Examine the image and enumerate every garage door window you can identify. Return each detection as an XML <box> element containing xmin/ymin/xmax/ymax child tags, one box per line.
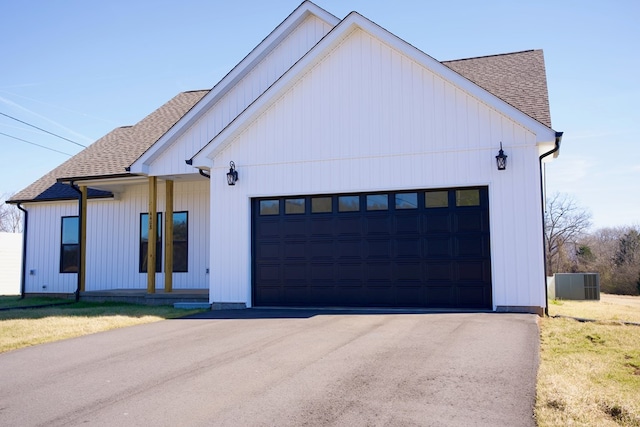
<box><xmin>456</xmin><ymin>189</ymin><xmax>480</xmax><ymax>206</ymax></box>
<box><xmin>285</xmin><ymin>198</ymin><xmax>305</xmax><ymax>214</ymax></box>
<box><xmin>260</xmin><ymin>200</ymin><xmax>279</xmax><ymax>215</ymax></box>
<box><xmin>395</xmin><ymin>193</ymin><xmax>417</xmax><ymax>209</ymax></box>
<box><xmin>338</xmin><ymin>196</ymin><xmax>359</xmax><ymax>212</ymax></box>
<box><xmin>311</xmin><ymin>197</ymin><xmax>332</xmax><ymax>213</ymax></box>
<box><xmin>425</xmin><ymin>191</ymin><xmax>448</xmax><ymax>208</ymax></box>
<box><xmin>367</xmin><ymin>194</ymin><xmax>388</xmax><ymax>211</ymax></box>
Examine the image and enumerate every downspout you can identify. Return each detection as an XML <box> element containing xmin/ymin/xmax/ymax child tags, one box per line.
<box><xmin>539</xmin><ymin>131</ymin><xmax>563</xmax><ymax>316</ymax></box>
<box><xmin>16</xmin><ymin>203</ymin><xmax>28</xmax><ymax>299</ymax></box>
<box><xmin>185</xmin><ymin>159</ymin><xmax>210</xmax><ymax>179</ymax></box>
<box><xmin>69</xmin><ymin>182</ymin><xmax>83</xmax><ymax>302</ymax></box>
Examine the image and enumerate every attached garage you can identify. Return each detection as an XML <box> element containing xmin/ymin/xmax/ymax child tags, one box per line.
<box><xmin>253</xmin><ymin>187</ymin><xmax>491</xmax><ymax>309</ymax></box>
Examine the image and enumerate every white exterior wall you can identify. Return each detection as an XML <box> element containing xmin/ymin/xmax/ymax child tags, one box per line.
<box><xmin>148</xmin><ymin>15</ymin><xmax>334</xmax><ymax>177</ymax></box>
<box><xmin>23</xmin><ymin>180</ymin><xmax>210</xmax><ymax>293</ymax></box>
<box><xmin>0</xmin><ymin>232</ymin><xmax>22</xmax><ymax>295</ymax></box>
<box><xmin>207</xmin><ymin>28</ymin><xmax>546</xmax><ymax>309</ymax></box>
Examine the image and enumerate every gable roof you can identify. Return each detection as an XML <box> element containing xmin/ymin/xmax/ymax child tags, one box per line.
<box><xmin>10</xmin><ymin>90</ymin><xmax>207</xmax><ymax>203</ymax></box>
<box><xmin>128</xmin><ymin>1</ymin><xmax>340</xmax><ymax>173</ymax></box>
<box><xmin>191</xmin><ymin>11</ymin><xmax>556</xmax><ymax>166</ymax></box>
<box><xmin>10</xmin><ymin>3</ymin><xmax>556</xmax><ymax>203</ymax></box>
<box><xmin>442</xmin><ymin>50</ymin><xmax>551</xmax><ymax>128</ymax></box>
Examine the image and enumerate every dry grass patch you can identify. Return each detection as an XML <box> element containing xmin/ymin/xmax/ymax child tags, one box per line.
<box><xmin>549</xmin><ymin>294</ymin><xmax>640</xmax><ymax>323</ymax></box>
<box><xmin>0</xmin><ymin>302</ymin><xmax>203</xmax><ymax>353</ymax></box>
<box><xmin>537</xmin><ymin>294</ymin><xmax>640</xmax><ymax>426</ymax></box>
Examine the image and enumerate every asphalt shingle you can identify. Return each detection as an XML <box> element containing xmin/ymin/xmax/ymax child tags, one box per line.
<box><xmin>10</xmin><ymin>50</ymin><xmax>553</xmax><ymax>204</ymax></box>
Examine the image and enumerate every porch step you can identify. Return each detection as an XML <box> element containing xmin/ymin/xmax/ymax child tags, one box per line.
<box><xmin>174</xmin><ymin>302</ymin><xmax>212</xmax><ymax>310</ymax></box>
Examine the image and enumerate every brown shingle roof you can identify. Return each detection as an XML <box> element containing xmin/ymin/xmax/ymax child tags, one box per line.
<box><xmin>442</xmin><ymin>49</ymin><xmax>551</xmax><ymax>128</ymax></box>
<box><xmin>10</xmin><ymin>90</ymin><xmax>208</xmax><ymax>202</ymax></box>
<box><xmin>11</xmin><ymin>50</ymin><xmax>553</xmax><ymax>203</ymax></box>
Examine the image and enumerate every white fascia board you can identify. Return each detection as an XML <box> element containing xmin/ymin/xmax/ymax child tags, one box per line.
<box><xmin>129</xmin><ymin>2</ymin><xmax>339</xmax><ymax>174</ymax></box>
<box><xmin>192</xmin><ymin>12</ymin><xmax>556</xmax><ymax>166</ymax></box>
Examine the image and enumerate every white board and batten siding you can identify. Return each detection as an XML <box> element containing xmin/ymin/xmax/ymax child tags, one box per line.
<box><xmin>23</xmin><ymin>180</ymin><xmax>210</xmax><ymax>294</ymax></box>
<box><xmin>206</xmin><ymin>27</ymin><xmax>549</xmax><ymax>309</ymax></box>
<box><xmin>148</xmin><ymin>15</ymin><xmax>334</xmax><ymax>177</ymax></box>
<box><xmin>0</xmin><ymin>232</ymin><xmax>22</xmax><ymax>295</ymax></box>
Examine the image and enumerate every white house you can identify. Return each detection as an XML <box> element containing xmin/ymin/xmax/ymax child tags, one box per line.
<box><xmin>0</xmin><ymin>232</ymin><xmax>22</xmax><ymax>295</ymax></box>
<box><xmin>8</xmin><ymin>1</ymin><xmax>561</xmax><ymax>314</ymax></box>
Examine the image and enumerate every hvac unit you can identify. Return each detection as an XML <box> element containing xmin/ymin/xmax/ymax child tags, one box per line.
<box><xmin>552</xmin><ymin>273</ymin><xmax>600</xmax><ymax>301</ymax></box>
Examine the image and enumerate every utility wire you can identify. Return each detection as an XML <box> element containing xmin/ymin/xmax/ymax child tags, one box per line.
<box><xmin>0</xmin><ymin>131</ymin><xmax>73</xmax><ymax>156</ymax></box>
<box><xmin>0</xmin><ymin>111</ymin><xmax>87</xmax><ymax>148</ymax></box>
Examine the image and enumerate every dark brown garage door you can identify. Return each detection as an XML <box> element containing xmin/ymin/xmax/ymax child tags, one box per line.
<box><xmin>252</xmin><ymin>187</ymin><xmax>491</xmax><ymax>309</ymax></box>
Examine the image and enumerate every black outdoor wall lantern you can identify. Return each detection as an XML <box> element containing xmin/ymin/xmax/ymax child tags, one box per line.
<box><xmin>496</xmin><ymin>142</ymin><xmax>508</xmax><ymax>171</ymax></box>
<box><xmin>226</xmin><ymin>161</ymin><xmax>239</xmax><ymax>185</ymax></box>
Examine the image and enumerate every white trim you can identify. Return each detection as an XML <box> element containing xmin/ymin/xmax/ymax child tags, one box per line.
<box><xmin>128</xmin><ymin>1</ymin><xmax>339</xmax><ymax>174</ymax></box>
<box><xmin>191</xmin><ymin>13</ymin><xmax>556</xmax><ymax>167</ymax></box>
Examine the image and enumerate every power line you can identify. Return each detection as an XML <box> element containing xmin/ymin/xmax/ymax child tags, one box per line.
<box><xmin>0</xmin><ymin>111</ymin><xmax>87</xmax><ymax>148</ymax></box>
<box><xmin>0</xmin><ymin>131</ymin><xmax>73</xmax><ymax>156</ymax></box>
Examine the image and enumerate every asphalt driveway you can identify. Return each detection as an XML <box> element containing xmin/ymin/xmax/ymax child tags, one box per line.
<box><xmin>0</xmin><ymin>310</ymin><xmax>539</xmax><ymax>426</ymax></box>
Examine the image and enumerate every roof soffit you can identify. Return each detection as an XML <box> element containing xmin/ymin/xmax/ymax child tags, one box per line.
<box><xmin>129</xmin><ymin>1</ymin><xmax>340</xmax><ymax>173</ymax></box>
<box><xmin>192</xmin><ymin>12</ymin><xmax>556</xmax><ymax>166</ymax></box>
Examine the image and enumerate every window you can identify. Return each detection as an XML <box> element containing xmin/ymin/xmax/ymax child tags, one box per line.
<box><xmin>140</xmin><ymin>213</ymin><xmax>162</xmax><ymax>273</ymax></box>
<box><xmin>425</xmin><ymin>191</ymin><xmax>449</xmax><ymax>208</ymax></box>
<box><xmin>259</xmin><ymin>200</ymin><xmax>279</xmax><ymax>215</ymax></box>
<box><xmin>311</xmin><ymin>197</ymin><xmax>332</xmax><ymax>213</ymax></box>
<box><xmin>367</xmin><ymin>194</ymin><xmax>389</xmax><ymax>211</ymax></box>
<box><xmin>285</xmin><ymin>198</ymin><xmax>305</xmax><ymax>214</ymax></box>
<box><xmin>60</xmin><ymin>216</ymin><xmax>79</xmax><ymax>273</ymax></box>
<box><xmin>338</xmin><ymin>196</ymin><xmax>359</xmax><ymax>212</ymax></box>
<box><xmin>456</xmin><ymin>189</ymin><xmax>480</xmax><ymax>206</ymax></box>
<box><xmin>172</xmin><ymin>212</ymin><xmax>188</xmax><ymax>272</ymax></box>
<box><xmin>395</xmin><ymin>193</ymin><xmax>417</xmax><ymax>209</ymax></box>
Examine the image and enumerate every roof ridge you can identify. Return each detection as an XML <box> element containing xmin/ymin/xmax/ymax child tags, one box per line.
<box><xmin>442</xmin><ymin>49</ymin><xmax>538</xmax><ymax>63</ymax></box>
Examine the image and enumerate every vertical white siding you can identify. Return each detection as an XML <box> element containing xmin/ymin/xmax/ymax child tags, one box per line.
<box><xmin>23</xmin><ymin>179</ymin><xmax>210</xmax><ymax>294</ymax></box>
<box><xmin>149</xmin><ymin>15</ymin><xmax>334</xmax><ymax>176</ymax></box>
<box><xmin>0</xmin><ymin>233</ymin><xmax>22</xmax><ymax>295</ymax></box>
<box><xmin>208</xmin><ymin>28</ymin><xmax>546</xmax><ymax>309</ymax></box>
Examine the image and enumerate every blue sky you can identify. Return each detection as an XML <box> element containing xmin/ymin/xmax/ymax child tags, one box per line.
<box><xmin>1</xmin><ymin>0</ymin><xmax>638</xmax><ymax>229</ymax></box>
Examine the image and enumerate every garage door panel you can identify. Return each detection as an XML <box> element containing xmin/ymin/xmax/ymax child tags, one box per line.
<box><xmin>253</xmin><ymin>188</ymin><xmax>491</xmax><ymax>309</ymax></box>
<box><xmin>366</xmin><ymin>239</ymin><xmax>391</xmax><ymax>259</ymax></box>
<box><xmin>337</xmin><ymin>239</ymin><xmax>363</xmax><ymax>259</ymax></box>
<box><xmin>310</xmin><ymin>218</ymin><xmax>334</xmax><ymax>236</ymax></box>
<box><xmin>310</xmin><ymin>263</ymin><xmax>335</xmax><ymax>281</ymax></box>
<box><xmin>257</xmin><ymin>242</ymin><xmax>280</xmax><ymax>260</ymax></box>
<box><xmin>425</xmin><ymin>213</ymin><xmax>451</xmax><ymax>233</ymax></box>
<box><xmin>335</xmin><ymin>217</ymin><xmax>361</xmax><ymax>235</ymax></box>
<box><xmin>337</xmin><ymin>263</ymin><xmax>363</xmax><ymax>281</ymax></box>
<box><xmin>282</xmin><ymin>263</ymin><xmax>307</xmax><ymax>283</ymax></box>
<box><xmin>283</xmin><ymin>219</ymin><xmax>306</xmax><ymax>238</ymax></box>
<box><xmin>284</xmin><ymin>242</ymin><xmax>306</xmax><ymax>259</ymax></box>
<box><xmin>426</xmin><ymin>262</ymin><xmax>452</xmax><ymax>281</ymax></box>
<box><xmin>395</xmin><ymin>238</ymin><xmax>422</xmax><ymax>259</ymax></box>
<box><xmin>458</xmin><ymin>286</ymin><xmax>488</xmax><ymax>307</ymax></box>
<box><xmin>425</xmin><ymin>237</ymin><xmax>452</xmax><ymax>257</ymax></box>
<box><xmin>366</xmin><ymin>216</ymin><xmax>392</xmax><ymax>235</ymax></box>
<box><xmin>456</xmin><ymin>236</ymin><xmax>489</xmax><ymax>257</ymax></box>
<box><xmin>257</xmin><ymin>220</ymin><xmax>280</xmax><ymax>238</ymax></box>
<box><xmin>395</xmin><ymin>262</ymin><xmax>423</xmax><ymax>281</ymax></box>
<box><xmin>256</xmin><ymin>264</ymin><xmax>281</xmax><ymax>282</ymax></box>
<box><xmin>394</xmin><ymin>215</ymin><xmax>420</xmax><ymax>234</ymax></box>
<box><xmin>366</xmin><ymin>262</ymin><xmax>392</xmax><ymax>281</ymax></box>
<box><xmin>426</xmin><ymin>285</ymin><xmax>455</xmax><ymax>306</ymax></box>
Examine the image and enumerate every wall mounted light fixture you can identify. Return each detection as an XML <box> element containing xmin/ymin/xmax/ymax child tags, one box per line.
<box><xmin>496</xmin><ymin>142</ymin><xmax>508</xmax><ymax>171</ymax></box>
<box><xmin>226</xmin><ymin>161</ymin><xmax>239</xmax><ymax>185</ymax></box>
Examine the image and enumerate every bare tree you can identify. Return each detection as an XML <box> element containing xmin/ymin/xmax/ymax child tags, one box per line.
<box><xmin>544</xmin><ymin>192</ymin><xmax>592</xmax><ymax>274</ymax></box>
<box><xmin>0</xmin><ymin>193</ymin><xmax>23</xmax><ymax>233</ymax></box>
